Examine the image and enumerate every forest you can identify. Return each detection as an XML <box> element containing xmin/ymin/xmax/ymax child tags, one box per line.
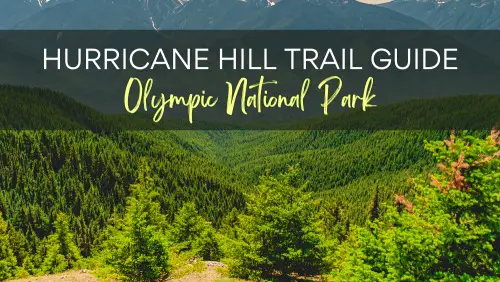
<box><xmin>0</xmin><ymin>85</ymin><xmax>498</xmax><ymax>281</ymax></box>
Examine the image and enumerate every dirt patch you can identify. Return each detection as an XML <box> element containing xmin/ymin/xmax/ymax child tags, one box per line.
<box><xmin>168</xmin><ymin>261</ymin><xmax>226</xmax><ymax>282</ymax></box>
<box><xmin>9</xmin><ymin>262</ymin><xmax>228</xmax><ymax>282</ymax></box>
<box><xmin>9</xmin><ymin>270</ymin><xmax>99</xmax><ymax>282</ymax></box>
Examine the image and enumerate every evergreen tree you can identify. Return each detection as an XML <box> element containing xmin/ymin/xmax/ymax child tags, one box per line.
<box><xmin>7</xmin><ymin>227</ymin><xmax>29</xmax><ymax>272</ymax></box>
<box><xmin>220</xmin><ymin>208</ymin><xmax>240</xmax><ymax>240</ymax></box>
<box><xmin>41</xmin><ymin>213</ymin><xmax>81</xmax><ymax>274</ymax></box>
<box><xmin>319</xmin><ymin>201</ymin><xmax>350</xmax><ymax>243</ymax></box>
<box><xmin>224</xmin><ymin>166</ymin><xmax>325</xmax><ymax>280</ymax></box>
<box><xmin>0</xmin><ymin>212</ymin><xmax>17</xmax><ymax>281</ymax></box>
<box><xmin>332</xmin><ymin>132</ymin><xmax>500</xmax><ymax>281</ymax></box>
<box><xmin>113</xmin><ymin>160</ymin><xmax>170</xmax><ymax>282</ymax></box>
<box><xmin>370</xmin><ymin>186</ymin><xmax>381</xmax><ymax>222</ymax></box>
<box><xmin>170</xmin><ymin>202</ymin><xmax>220</xmax><ymax>260</ymax></box>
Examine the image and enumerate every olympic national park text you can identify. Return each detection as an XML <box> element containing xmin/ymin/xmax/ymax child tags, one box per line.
<box><xmin>123</xmin><ymin>76</ymin><xmax>377</xmax><ymax>124</ymax></box>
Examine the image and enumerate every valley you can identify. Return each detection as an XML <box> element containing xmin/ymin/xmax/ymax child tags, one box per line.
<box><xmin>0</xmin><ymin>1</ymin><xmax>499</xmax><ymax>281</ymax></box>
<box><xmin>0</xmin><ymin>73</ymin><xmax>498</xmax><ymax>282</ymax></box>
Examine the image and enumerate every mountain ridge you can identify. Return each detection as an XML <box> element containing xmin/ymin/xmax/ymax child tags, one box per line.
<box><xmin>2</xmin><ymin>0</ymin><xmax>431</xmax><ymax>30</ymax></box>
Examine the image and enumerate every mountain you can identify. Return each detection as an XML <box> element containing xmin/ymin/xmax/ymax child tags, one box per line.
<box><xmin>3</xmin><ymin>0</ymin><xmax>430</xmax><ymax>30</ymax></box>
<box><xmin>0</xmin><ymin>0</ymin><xmax>190</xmax><ymax>29</ymax></box>
<box><xmin>0</xmin><ymin>83</ymin><xmax>496</xmax><ymax>260</ymax></box>
<box><xmin>9</xmin><ymin>0</ymin><xmax>500</xmax><ymax>31</ymax></box>
<box><xmin>159</xmin><ymin>0</ymin><xmax>429</xmax><ymax>29</ymax></box>
<box><xmin>383</xmin><ymin>0</ymin><xmax>500</xmax><ymax>29</ymax></box>
<box><xmin>0</xmin><ymin>0</ymin><xmax>42</xmax><ymax>29</ymax></box>
<box><xmin>0</xmin><ymin>0</ymin><xmax>73</xmax><ymax>29</ymax></box>
<box><xmin>11</xmin><ymin>0</ymin><xmax>155</xmax><ymax>30</ymax></box>
<box><xmin>158</xmin><ymin>0</ymin><xmax>263</xmax><ymax>29</ymax></box>
<box><xmin>240</xmin><ymin>0</ymin><xmax>429</xmax><ymax>29</ymax></box>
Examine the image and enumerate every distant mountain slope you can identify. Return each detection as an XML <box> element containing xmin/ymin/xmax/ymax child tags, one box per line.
<box><xmin>12</xmin><ymin>0</ymin><xmax>154</xmax><ymax>29</ymax></box>
<box><xmin>0</xmin><ymin>0</ymin><xmax>72</xmax><ymax>29</ymax></box>
<box><xmin>0</xmin><ymin>0</ymin><xmax>186</xmax><ymax>29</ymax></box>
<box><xmin>383</xmin><ymin>0</ymin><xmax>500</xmax><ymax>29</ymax></box>
<box><xmin>159</xmin><ymin>0</ymin><xmax>262</xmax><ymax>29</ymax></box>
<box><xmin>0</xmin><ymin>0</ymin><xmax>40</xmax><ymax>29</ymax></box>
<box><xmin>4</xmin><ymin>0</ymin><xmax>429</xmax><ymax>30</ymax></box>
<box><xmin>160</xmin><ymin>0</ymin><xmax>429</xmax><ymax>29</ymax></box>
<box><xmin>241</xmin><ymin>0</ymin><xmax>430</xmax><ymax>29</ymax></box>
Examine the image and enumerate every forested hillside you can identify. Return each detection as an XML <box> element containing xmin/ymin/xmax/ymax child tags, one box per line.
<box><xmin>0</xmin><ymin>86</ymin><xmax>248</xmax><ymax>263</ymax></box>
<box><xmin>176</xmin><ymin>127</ymin><xmax>492</xmax><ymax>224</ymax></box>
<box><xmin>0</xmin><ymin>85</ymin><xmax>498</xmax><ymax>280</ymax></box>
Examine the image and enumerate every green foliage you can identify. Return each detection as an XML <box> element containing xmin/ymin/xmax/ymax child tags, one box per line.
<box><xmin>0</xmin><ymin>212</ymin><xmax>17</xmax><ymax>281</ymax></box>
<box><xmin>188</xmin><ymin>129</ymin><xmax>457</xmax><ymax>226</ymax></box>
<box><xmin>112</xmin><ymin>161</ymin><xmax>170</xmax><ymax>282</ymax></box>
<box><xmin>223</xmin><ymin>166</ymin><xmax>326</xmax><ymax>280</ymax></box>
<box><xmin>219</xmin><ymin>208</ymin><xmax>240</xmax><ymax>240</ymax></box>
<box><xmin>170</xmin><ymin>202</ymin><xmax>221</xmax><ymax>261</ymax></box>
<box><xmin>7</xmin><ymin>227</ymin><xmax>29</xmax><ymax>274</ymax></box>
<box><xmin>0</xmin><ymin>129</ymin><xmax>245</xmax><ymax>260</ymax></box>
<box><xmin>331</xmin><ymin>132</ymin><xmax>500</xmax><ymax>281</ymax></box>
<box><xmin>41</xmin><ymin>212</ymin><xmax>82</xmax><ymax>274</ymax></box>
<box><xmin>1</xmin><ymin>86</ymin><xmax>498</xmax><ymax>280</ymax></box>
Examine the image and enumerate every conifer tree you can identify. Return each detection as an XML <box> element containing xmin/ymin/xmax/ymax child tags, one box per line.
<box><xmin>41</xmin><ymin>213</ymin><xmax>81</xmax><ymax>274</ymax></box>
<box><xmin>220</xmin><ymin>208</ymin><xmax>240</xmax><ymax>240</ymax></box>
<box><xmin>7</xmin><ymin>227</ymin><xmax>29</xmax><ymax>271</ymax></box>
<box><xmin>224</xmin><ymin>166</ymin><xmax>325</xmax><ymax>280</ymax></box>
<box><xmin>170</xmin><ymin>202</ymin><xmax>220</xmax><ymax>260</ymax></box>
<box><xmin>114</xmin><ymin>160</ymin><xmax>170</xmax><ymax>282</ymax></box>
<box><xmin>0</xmin><ymin>212</ymin><xmax>17</xmax><ymax>281</ymax></box>
<box><xmin>370</xmin><ymin>186</ymin><xmax>381</xmax><ymax>222</ymax></box>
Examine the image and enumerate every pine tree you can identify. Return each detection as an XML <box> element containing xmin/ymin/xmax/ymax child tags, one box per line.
<box><xmin>370</xmin><ymin>186</ymin><xmax>381</xmax><ymax>222</ymax></box>
<box><xmin>220</xmin><ymin>208</ymin><xmax>240</xmax><ymax>240</ymax></box>
<box><xmin>170</xmin><ymin>202</ymin><xmax>220</xmax><ymax>260</ymax></box>
<box><xmin>0</xmin><ymin>212</ymin><xmax>17</xmax><ymax>281</ymax></box>
<box><xmin>114</xmin><ymin>160</ymin><xmax>170</xmax><ymax>282</ymax></box>
<box><xmin>41</xmin><ymin>213</ymin><xmax>82</xmax><ymax>274</ymax></box>
<box><xmin>224</xmin><ymin>166</ymin><xmax>325</xmax><ymax>280</ymax></box>
<box><xmin>7</xmin><ymin>227</ymin><xmax>29</xmax><ymax>271</ymax></box>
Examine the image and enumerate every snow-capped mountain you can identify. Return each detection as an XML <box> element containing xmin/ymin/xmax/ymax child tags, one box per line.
<box><xmin>1</xmin><ymin>0</ymin><xmax>429</xmax><ymax>30</ymax></box>
<box><xmin>0</xmin><ymin>0</ymin><xmax>181</xmax><ymax>29</ymax></box>
<box><xmin>159</xmin><ymin>0</ymin><xmax>428</xmax><ymax>29</ymax></box>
